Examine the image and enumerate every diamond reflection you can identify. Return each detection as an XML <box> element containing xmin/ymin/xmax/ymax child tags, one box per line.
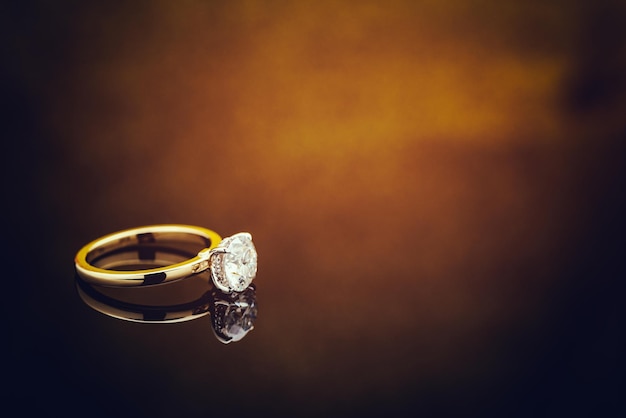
<box><xmin>209</xmin><ymin>285</ymin><xmax>258</xmax><ymax>344</ymax></box>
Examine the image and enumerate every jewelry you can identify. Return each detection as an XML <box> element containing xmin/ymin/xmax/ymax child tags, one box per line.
<box><xmin>76</xmin><ymin>276</ymin><xmax>258</xmax><ymax>343</ymax></box>
<box><xmin>74</xmin><ymin>224</ymin><xmax>258</xmax><ymax>292</ymax></box>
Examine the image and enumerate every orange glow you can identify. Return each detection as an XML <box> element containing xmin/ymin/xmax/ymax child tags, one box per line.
<box><xmin>31</xmin><ymin>0</ymin><xmax>621</xmax><ymax>404</ymax></box>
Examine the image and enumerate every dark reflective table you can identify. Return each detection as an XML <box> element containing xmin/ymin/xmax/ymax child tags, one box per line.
<box><xmin>6</xmin><ymin>2</ymin><xmax>622</xmax><ymax>417</ymax></box>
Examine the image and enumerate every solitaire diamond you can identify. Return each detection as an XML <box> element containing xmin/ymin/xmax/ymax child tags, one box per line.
<box><xmin>210</xmin><ymin>232</ymin><xmax>257</xmax><ymax>293</ymax></box>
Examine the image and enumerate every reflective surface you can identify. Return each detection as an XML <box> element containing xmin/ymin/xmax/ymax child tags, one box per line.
<box><xmin>6</xmin><ymin>1</ymin><xmax>622</xmax><ymax>417</ymax></box>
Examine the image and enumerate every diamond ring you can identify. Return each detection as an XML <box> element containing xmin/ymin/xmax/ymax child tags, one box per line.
<box><xmin>74</xmin><ymin>224</ymin><xmax>258</xmax><ymax>292</ymax></box>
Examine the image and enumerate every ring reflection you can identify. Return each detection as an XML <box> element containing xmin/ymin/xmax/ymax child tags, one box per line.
<box><xmin>76</xmin><ymin>277</ymin><xmax>258</xmax><ymax>343</ymax></box>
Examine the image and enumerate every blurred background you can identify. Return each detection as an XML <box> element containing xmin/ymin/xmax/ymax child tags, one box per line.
<box><xmin>4</xmin><ymin>1</ymin><xmax>623</xmax><ymax>417</ymax></box>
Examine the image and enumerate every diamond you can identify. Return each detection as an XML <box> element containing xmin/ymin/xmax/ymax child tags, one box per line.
<box><xmin>210</xmin><ymin>232</ymin><xmax>257</xmax><ymax>293</ymax></box>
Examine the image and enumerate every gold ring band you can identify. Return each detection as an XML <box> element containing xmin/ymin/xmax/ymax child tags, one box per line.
<box><xmin>75</xmin><ymin>224</ymin><xmax>258</xmax><ymax>292</ymax></box>
<box><xmin>74</xmin><ymin>224</ymin><xmax>222</xmax><ymax>287</ymax></box>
